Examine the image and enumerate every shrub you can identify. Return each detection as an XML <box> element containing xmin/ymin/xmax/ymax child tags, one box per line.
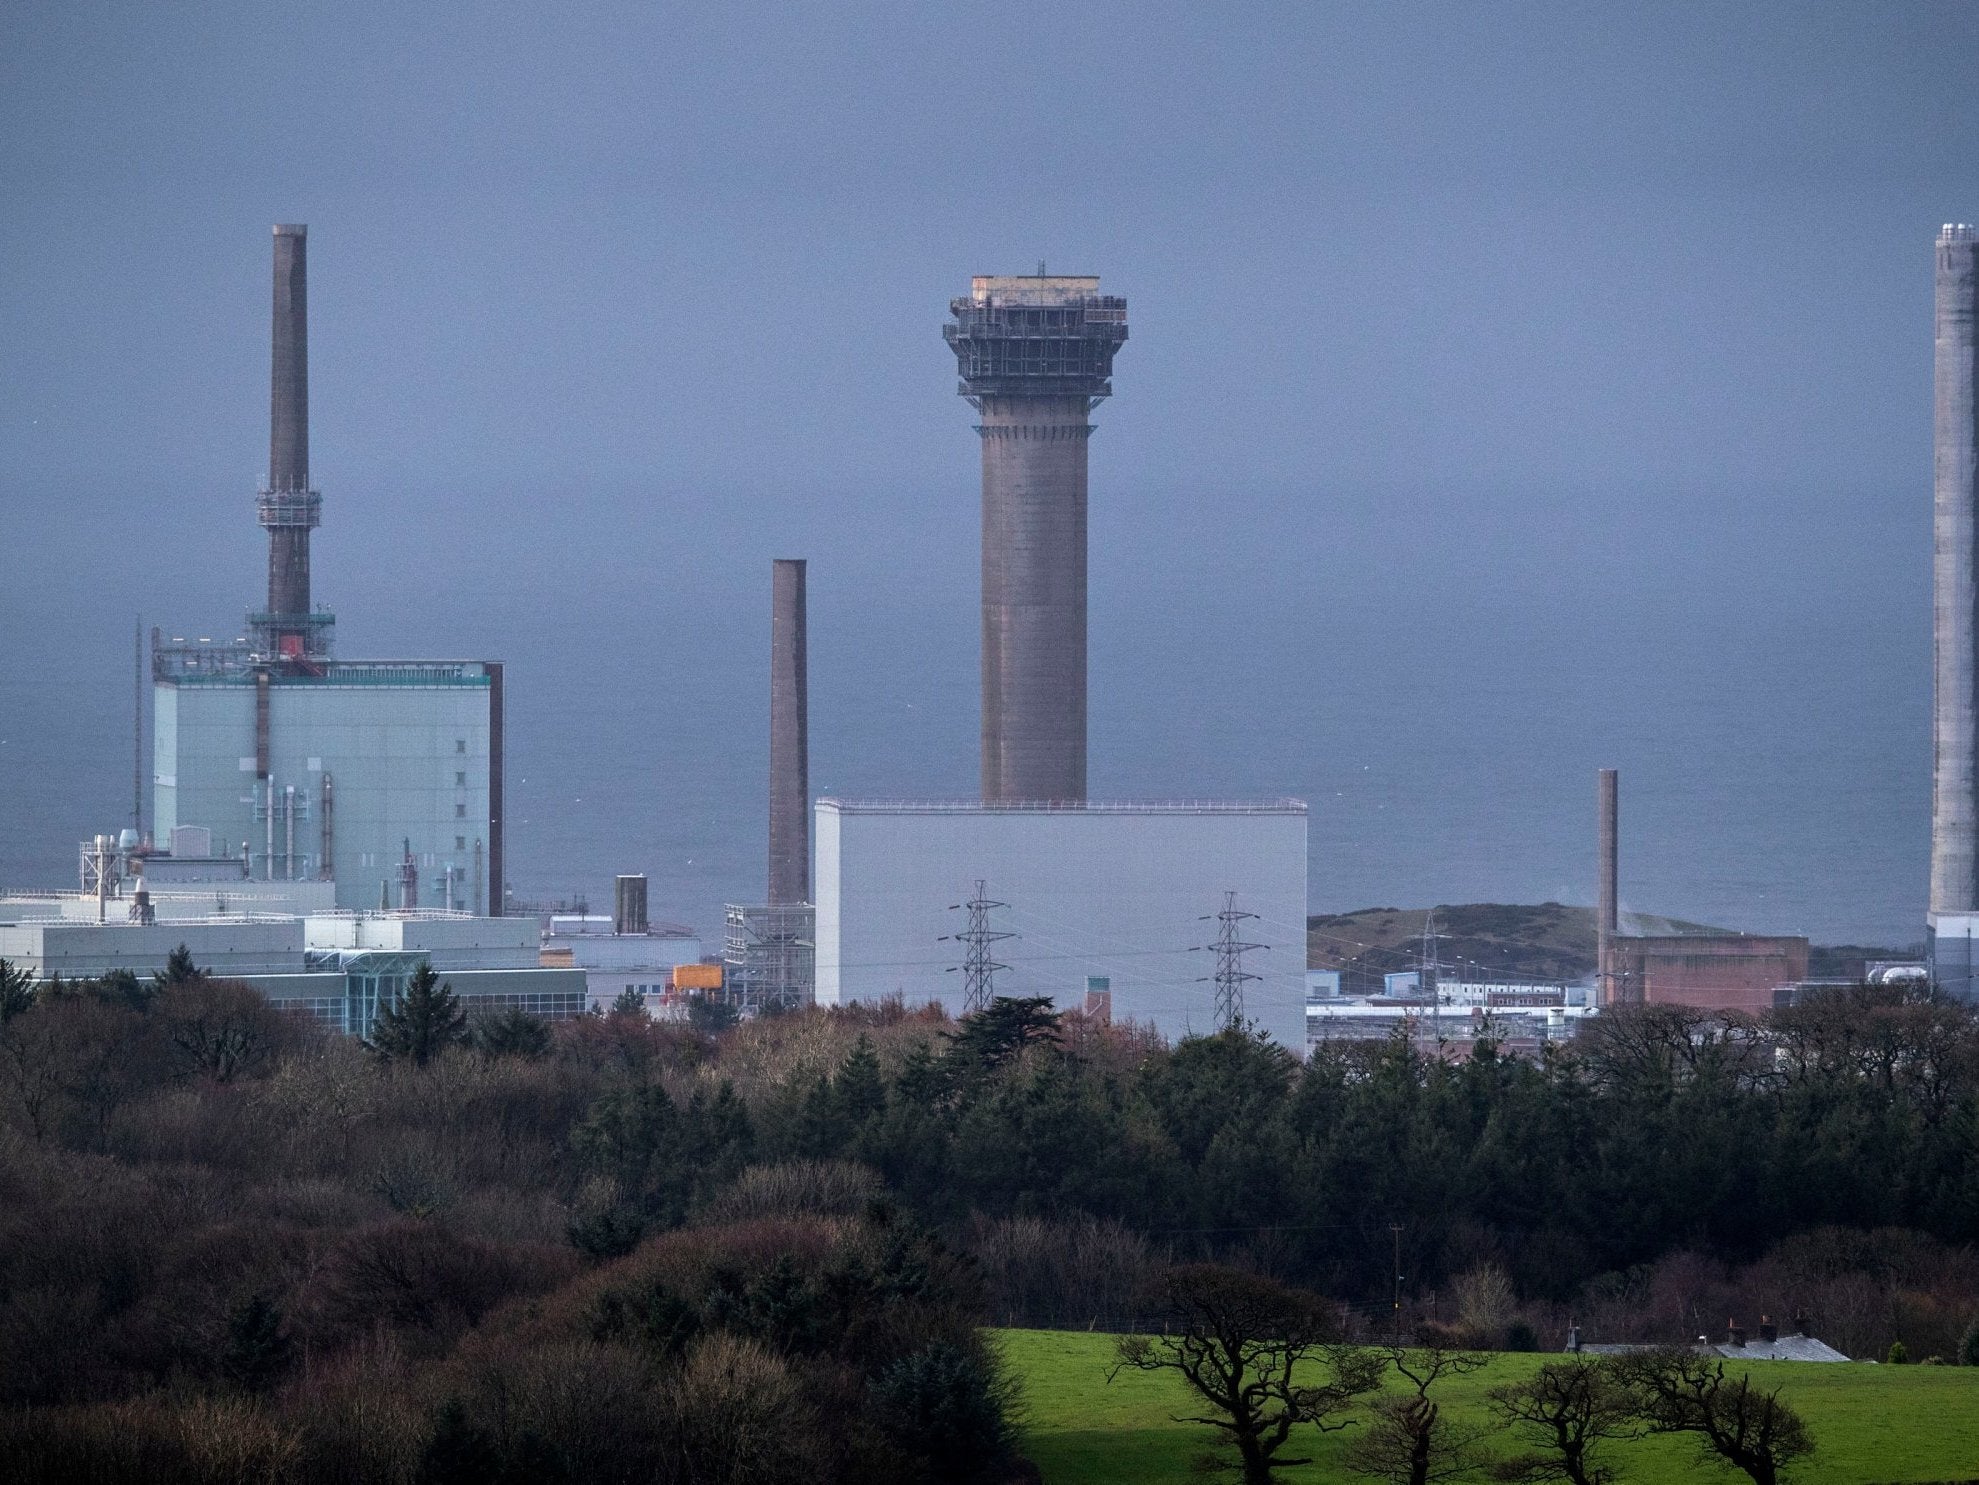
<box><xmin>664</xmin><ymin>1333</ymin><xmax>820</xmax><ymax>1485</ymax></box>
<box><xmin>1889</xmin><ymin>1340</ymin><xmax>1910</xmax><ymax>1365</ymax></box>
<box><xmin>1961</xmin><ymin>1318</ymin><xmax>1979</xmax><ymax>1367</ymax></box>
<box><xmin>869</xmin><ymin>1340</ymin><xmax>1019</xmax><ymax>1485</ymax></box>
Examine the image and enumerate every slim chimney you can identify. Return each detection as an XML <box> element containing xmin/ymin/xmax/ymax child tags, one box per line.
<box><xmin>768</xmin><ymin>558</ymin><xmax>810</xmax><ymax>905</ymax></box>
<box><xmin>259</xmin><ymin>224</ymin><xmax>324</xmax><ymax>658</ymax></box>
<box><xmin>1933</xmin><ymin>224</ymin><xmax>1979</xmax><ymax>997</ymax></box>
<box><xmin>1597</xmin><ymin>768</ymin><xmax>1619</xmax><ymax>1005</ymax></box>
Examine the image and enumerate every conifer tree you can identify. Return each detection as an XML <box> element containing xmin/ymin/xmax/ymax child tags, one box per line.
<box><xmin>365</xmin><ymin>961</ymin><xmax>469</xmax><ymax>1067</ymax></box>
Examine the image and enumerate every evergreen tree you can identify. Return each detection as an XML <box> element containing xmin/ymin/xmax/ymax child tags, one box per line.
<box><xmin>834</xmin><ymin>1034</ymin><xmax>888</xmax><ymax>1126</ymax></box>
<box><xmin>949</xmin><ymin>995</ymin><xmax>1061</xmax><ymax>1073</ymax></box>
<box><xmin>0</xmin><ymin>959</ymin><xmax>35</xmax><ymax>1023</ymax></box>
<box><xmin>153</xmin><ymin>942</ymin><xmax>206</xmax><ymax>989</ymax></box>
<box><xmin>220</xmin><ymin>1294</ymin><xmax>291</xmax><ymax>1393</ymax></box>
<box><xmin>365</xmin><ymin>961</ymin><xmax>469</xmax><ymax>1067</ymax></box>
<box><xmin>474</xmin><ymin>1007</ymin><xmax>552</xmax><ymax>1059</ymax></box>
<box><xmin>609</xmin><ymin>985</ymin><xmax>647</xmax><ymax>1018</ymax></box>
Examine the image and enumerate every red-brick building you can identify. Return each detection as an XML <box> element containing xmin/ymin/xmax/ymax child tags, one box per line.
<box><xmin>1603</xmin><ymin>934</ymin><xmax>1809</xmax><ymax>1012</ymax></box>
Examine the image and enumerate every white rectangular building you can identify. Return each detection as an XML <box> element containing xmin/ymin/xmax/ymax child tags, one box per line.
<box><xmin>815</xmin><ymin>800</ymin><xmax>1309</xmax><ymax>1051</ymax></box>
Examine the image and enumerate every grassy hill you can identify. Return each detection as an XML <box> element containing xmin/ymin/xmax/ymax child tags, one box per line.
<box><xmin>1003</xmin><ymin>1329</ymin><xmax>1979</xmax><ymax>1484</ymax></box>
<box><xmin>1306</xmin><ymin>902</ymin><xmax>1723</xmax><ymax>989</ymax></box>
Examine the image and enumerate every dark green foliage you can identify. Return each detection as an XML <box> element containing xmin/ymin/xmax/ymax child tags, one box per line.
<box><xmin>0</xmin><ymin>960</ymin><xmax>35</xmax><ymax>1023</ymax></box>
<box><xmin>837</xmin><ymin>1034</ymin><xmax>887</xmax><ymax>1124</ymax></box>
<box><xmin>420</xmin><ymin>1399</ymin><xmax>502</xmax><ymax>1485</ymax></box>
<box><xmin>571</xmin><ymin>1080</ymin><xmax>755</xmax><ymax>1224</ymax></box>
<box><xmin>610</xmin><ymin>986</ymin><xmax>646</xmax><ymax>1018</ymax></box>
<box><xmin>474</xmin><ymin>1007</ymin><xmax>552</xmax><ymax>1059</ymax></box>
<box><xmin>688</xmin><ymin>995</ymin><xmax>739</xmax><ymax>1033</ymax></box>
<box><xmin>364</xmin><ymin>961</ymin><xmax>468</xmax><ymax>1066</ymax></box>
<box><xmin>1889</xmin><ymin>1340</ymin><xmax>1909</xmax><ymax>1365</ymax></box>
<box><xmin>1961</xmin><ymin>1319</ymin><xmax>1979</xmax><ymax>1367</ymax></box>
<box><xmin>568</xmin><ymin>1205</ymin><xmax>647</xmax><ymax>1259</ymax></box>
<box><xmin>949</xmin><ymin>995</ymin><xmax>1061</xmax><ymax>1073</ymax></box>
<box><xmin>220</xmin><ymin>1293</ymin><xmax>291</xmax><ymax>1394</ymax></box>
<box><xmin>95</xmin><ymin>968</ymin><xmax>154</xmax><ymax>1010</ymax></box>
<box><xmin>870</xmin><ymin>1341</ymin><xmax>1019</xmax><ymax>1484</ymax></box>
<box><xmin>152</xmin><ymin>943</ymin><xmax>205</xmax><ymax>989</ymax></box>
<box><xmin>1505</xmin><ymin>1320</ymin><xmax>1540</xmax><ymax>1353</ymax></box>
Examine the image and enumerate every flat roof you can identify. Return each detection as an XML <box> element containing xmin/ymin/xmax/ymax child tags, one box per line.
<box><xmin>817</xmin><ymin>798</ymin><xmax>1306</xmax><ymax>815</ymax></box>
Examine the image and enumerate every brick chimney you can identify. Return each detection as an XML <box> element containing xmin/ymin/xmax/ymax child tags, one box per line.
<box><xmin>1759</xmin><ymin>1316</ymin><xmax>1777</xmax><ymax>1344</ymax></box>
<box><xmin>1727</xmin><ymin>1321</ymin><xmax>1746</xmax><ymax>1348</ymax></box>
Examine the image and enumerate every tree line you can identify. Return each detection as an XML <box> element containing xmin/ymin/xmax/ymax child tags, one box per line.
<box><xmin>1</xmin><ymin>956</ymin><xmax>1978</xmax><ymax>1480</ymax></box>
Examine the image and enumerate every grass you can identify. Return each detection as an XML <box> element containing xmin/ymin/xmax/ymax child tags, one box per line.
<box><xmin>997</xmin><ymin>1329</ymin><xmax>1979</xmax><ymax>1484</ymax></box>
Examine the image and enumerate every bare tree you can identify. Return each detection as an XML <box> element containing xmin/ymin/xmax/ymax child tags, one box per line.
<box><xmin>1612</xmin><ymin>1349</ymin><xmax>1813</xmax><ymax>1485</ymax></box>
<box><xmin>1110</xmin><ymin>1265</ymin><xmax>1382</xmax><ymax>1484</ymax></box>
<box><xmin>1488</xmin><ymin>1356</ymin><xmax>1639</xmax><ymax>1484</ymax></box>
<box><xmin>1346</xmin><ymin>1345</ymin><xmax>1490</xmax><ymax>1485</ymax></box>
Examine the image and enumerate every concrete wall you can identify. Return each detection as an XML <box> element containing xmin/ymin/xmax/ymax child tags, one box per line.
<box><xmin>815</xmin><ymin>801</ymin><xmax>1308</xmax><ymax>1051</ymax></box>
<box><xmin>0</xmin><ymin>918</ymin><xmax>305</xmax><ymax>981</ymax></box>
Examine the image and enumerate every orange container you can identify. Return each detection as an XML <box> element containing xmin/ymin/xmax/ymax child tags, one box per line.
<box><xmin>672</xmin><ymin>963</ymin><xmax>724</xmax><ymax>991</ymax></box>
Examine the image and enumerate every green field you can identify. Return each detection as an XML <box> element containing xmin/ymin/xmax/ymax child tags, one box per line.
<box><xmin>999</xmin><ymin>1330</ymin><xmax>1979</xmax><ymax>1484</ymax></box>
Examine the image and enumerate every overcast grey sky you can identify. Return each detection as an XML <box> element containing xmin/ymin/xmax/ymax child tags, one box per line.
<box><xmin>3</xmin><ymin>3</ymin><xmax>1975</xmax><ymax>940</ymax></box>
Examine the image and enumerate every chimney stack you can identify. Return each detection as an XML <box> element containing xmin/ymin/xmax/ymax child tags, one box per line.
<box><xmin>1932</xmin><ymin>224</ymin><xmax>1979</xmax><ymax>997</ymax></box>
<box><xmin>1727</xmin><ymin>1321</ymin><xmax>1746</xmax><ymax>1348</ymax></box>
<box><xmin>615</xmin><ymin>874</ymin><xmax>649</xmax><ymax>935</ymax></box>
<box><xmin>768</xmin><ymin>559</ymin><xmax>810</xmax><ymax>906</ymax></box>
<box><xmin>1759</xmin><ymin>1317</ymin><xmax>1778</xmax><ymax>1344</ymax></box>
<box><xmin>257</xmin><ymin>225</ymin><xmax>327</xmax><ymax>659</ymax></box>
<box><xmin>1597</xmin><ymin>768</ymin><xmax>1619</xmax><ymax>1005</ymax></box>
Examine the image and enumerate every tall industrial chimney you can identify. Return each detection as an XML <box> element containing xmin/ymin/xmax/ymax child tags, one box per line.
<box><xmin>257</xmin><ymin>224</ymin><xmax>324</xmax><ymax>659</ymax></box>
<box><xmin>1597</xmin><ymin>768</ymin><xmax>1619</xmax><ymax>1005</ymax></box>
<box><xmin>945</xmin><ymin>274</ymin><xmax>1128</xmax><ymax>803</ymax></box>
<box><xmin>1933</xmin><ymin>225</ymin><xmax>1979</xmax><ymax>998</ymax></box>
<box><xmin>768</xmin><ymin>558</ymin><xmax>810</xmax><ymax>905</ymax></box>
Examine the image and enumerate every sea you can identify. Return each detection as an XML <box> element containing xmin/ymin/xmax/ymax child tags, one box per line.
<box><xmin>0</xmin><ymin>472</ymin><xmax>1932</xmax><ymax>955</ymax></box>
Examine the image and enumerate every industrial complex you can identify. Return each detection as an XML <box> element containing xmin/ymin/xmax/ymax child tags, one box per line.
<box><xmin>6</xmin><ymin>226</ymin><xmax>1976</xmax><ymax>1047</ymax></box>
<box><xmin>149</xmin><ymin>225</ymin><xmax>505</xmax><ymax>917</ymax></box>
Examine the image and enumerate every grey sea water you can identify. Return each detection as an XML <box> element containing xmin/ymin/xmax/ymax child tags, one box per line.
<box><xmin>0</xmin><ymin>469</ymin><xmax>1928</xmax><ymax>954</ymax></box>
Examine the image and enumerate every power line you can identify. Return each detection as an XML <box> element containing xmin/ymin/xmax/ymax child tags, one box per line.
<box><xmin>1201</xmin><ymin>891</ymin><xmax>1263</xmax><ymax>1032</ymax></box>
<box><xmin>940</xmin><ymin>878</ymin><xmax>1014</xmax><ymax>1016</ymax></box>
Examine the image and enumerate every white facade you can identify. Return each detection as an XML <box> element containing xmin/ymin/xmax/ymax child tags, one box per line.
<box><xmin>815</xmin><ymin>800</ymin><xmax>1309</xmax><ymax>1051</ymax></box>
<box><xmin>0</xmin><ymin>918</ymin><xmax>306</xmax><ymax>981</ymax></box>
<box><xmin>0</xmin><ymin>879</ymin><xmax>338</xmax><ymax>924</ymax></box>
<box><xmin>303</xmin><ymin>912</ymin><xmax>537</xmax><ymax>969</ymax></box>
<box><xmin>542</xmin><ymin>915</ymin><xmax>704</xmax><ymax>1011</ymax></box>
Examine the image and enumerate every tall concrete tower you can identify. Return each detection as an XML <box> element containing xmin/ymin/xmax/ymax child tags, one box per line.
<box><xmin>768</xmin><ymin>558</ymin><xmax>810</xmax><ymax>905</ymax></box>
<box><xmin>256</xmin><ymin>224</ymin><xmax>328</xmax><ymax>659</ymax></box>
<box><xmin>1933</xmin><ymin>224</ymin><xmax>1979</xmax><ymax>996</ymax></box>
<box><xmin>945</xmin><ymin>274</ymin><xmax>1128</xmax><ymax>803</ymax></box>
<box><xmin>1597</xmin><ymin>768</ymin><xmax>1619</xmax><ymax>1005</ymax></box>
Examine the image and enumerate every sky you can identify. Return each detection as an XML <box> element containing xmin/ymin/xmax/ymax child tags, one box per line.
<box><xmin>2</xmin><ymin>2</ymin><xmax>1976</xmax><ymax>944</ymax></box>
